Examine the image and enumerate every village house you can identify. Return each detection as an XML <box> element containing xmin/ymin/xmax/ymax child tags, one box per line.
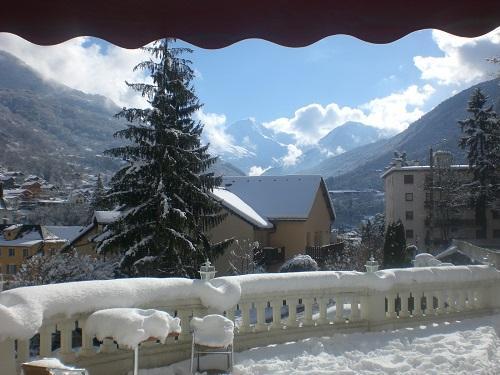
<box><xmin>382</xmin><ymin>151</ymin><xmax>500</xmax><ymax>252</ymax></box>
<box><xmin>69</xmin><ymin>211</ymin><xmax>122</xmax><ymax>255</ymax></box>
<box><xmin>211</xmin><ymin>175</ymin><xmax>336</xmax><ymax>273</ymax></box>
<box><xmin>0</xmin><ymin>224</ymin><xmax>83</xmax><ymax>278</ymax></box>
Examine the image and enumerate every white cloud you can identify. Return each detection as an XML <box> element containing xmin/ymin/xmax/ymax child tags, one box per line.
<box><xmin>414</xmin><ymin>27</ymin><xmax>500</xmax><ymax>86</ymax></box>
<box><xmin>0</xmin><ymin>33</ymin><xmax>149</xmax><ymax>108</ymax></box>
<box><xmin>282</xmin><ymin>144</ymin><xmax>303</xmax><ymax>166</ymax></box>
<box><xmin>194</xmin><ymin>109</ymin><xmax>251</xmax><ymax>158</ymax></box>
<box><xmin>248</xmin><ymin>166</ymin><xmax>271</xmax><ymax>176</ymax></box>
<box><xmin>263</xmin><ymin>84</ymin><xmax>435</xmax><ymax>145</ymax></box>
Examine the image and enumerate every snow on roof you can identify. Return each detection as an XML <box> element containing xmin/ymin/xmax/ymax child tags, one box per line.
<box><xmin>94</xmin><ymin>210</ymin><xmax>122</xmax><ymax>224</ymax></box>
<box><xmin>381</xmin><ymin>165</ymin><xmax>469</xmax><ymax>178</ymax></box>
<box><xmin>211</xmin><ymin>188</ymin><xmax>273</xmax><ymax>229</ymax></box>
<box><xmin>0</xmin><ymin>226</ymin><xmax>43</xmax><ymax>247</ymax></box>
<box><xmin>44</xmin><ymin>226</ymin><xmax>85</xmax><ymax>243</ymax></box>
<box><xmin>1</xmin><ymin>266</ymin><xmax>498</xmax><ymax>340</ymax></box>
<box><xmin>221</xmin><ymin>175</ymin><xmax>330</xmax><ymax>220</ymax></box>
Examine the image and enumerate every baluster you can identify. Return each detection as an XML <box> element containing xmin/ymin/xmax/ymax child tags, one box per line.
<box><xmin>270</xmin><ymin>299</ymin><xmax>282</xmax><ymax>329</ymax></box>
<box><xmin>436</xmin><ymin>291</ymin><xmax>446</xmax><ymax>314</ymax></box>
<box><xmin>335</xmin><ymin>295</ymin><xmax>344</xmax><ymax>323</ymax></box>
<box><xmin>176</xmin><ymin>309</ymin><xmax>191</xmax><ymax>341</ymax></box>
<box><xmin>446</xmin><ymin>292</ymin><xmax>456</xmax><ymax>313</ymax></box>
<box><xmin>318</xmin><ymin>297</ymin><xmax>328</xmax><ymax>325</ymax></box>
<box><xmin>39</xmin><ymin>324</ymin><xmax>56</xmax><ymax>358</ymax></box>
<box><xmin>350</xmin><ymin>296</ymin><xmax>360</xmax><ymax>322</ymax></box>
<box><xmin>59</xmin><ymin>320</ymin><xmax>75</xmax><ymax>361</ymax></box>
<box><xmin>239</xmin><ymin>303</ymin><xmax>251</xmax><ymax>333</ymax></box>
<box><xmin>226</xmin><ymin>308</ymin><xmax>236</xmax><ymax>324</ymax></box>
<box><xmin>386</xmin><ymin>294</ymin><xmax>396</xmax><ymax>319</ymax></box>
<box><xmin>100</xmin><ymin>338</ymin><xmax>118</xmax><ymax>353</ymax></box>
<box><xmin>466</xmin><ymin>290</ymin><xmax>475</xmax><ymax>309</ymax></box>
<box><xmin>303</xmin><ymin>298</ymin><xmax>314</xmax><ymax>326</ymax></box>
<box><xmin>457</xmin><ymin>290</ymin><xmax>467</xmax><ymax>311</ymax></box>
<box><xmin>255</xmin><ymin>302</ymin><xmax>267</xmax><ymax>332</ymax></box>
<box><xmin>287</xmin><ymin>298</ymin><xmax>298</xmax><ymax>327</ymax></box>
<box><xmin>413</xmin><ymin>292</ymin><xmax>422</xmax><ymax>317</ymax></box>
<box><xmin>79</xmin><ymin>319</ymin><xmax>96</xmax><ymax>357</ymax></box>
<box><xmin>0</xmin><ymin>338</ymin><xmax>16</xmax><ymax>375</ymax></box>
<box><xmin>474</xmin><ymin>289</ymin><xmax>483</xmax><ymax>309</ymax></box>
<box><xmin>17</xmin><ymin>339</ymin><xmax>30</xmax><ymax>366</ymax></box>
<box><xmin>399</xmin><ymin>293</ymin><xmax>410</xmax><ymax>318</ymax></box>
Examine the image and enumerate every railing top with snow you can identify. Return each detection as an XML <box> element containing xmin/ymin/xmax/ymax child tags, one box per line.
<box><xmin>1</xmin><ymin>265</ymin><xmax>499</xmax><ymax>341</ymax></box>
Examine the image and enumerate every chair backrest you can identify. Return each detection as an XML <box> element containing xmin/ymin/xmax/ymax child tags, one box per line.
<box><xmin>191</xmin><ymin>314</ymin><xmax>234</xmax><ymax>348</ymax></box>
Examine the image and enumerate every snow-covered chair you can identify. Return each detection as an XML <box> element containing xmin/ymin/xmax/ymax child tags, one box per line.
<box><xmin>190</xmin><ymin>314</ymin><xmax>235</xmax><ymax>374</ymax></box>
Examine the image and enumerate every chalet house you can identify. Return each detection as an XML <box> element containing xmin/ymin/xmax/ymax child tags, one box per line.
<box><xmin>69</xmin><ymin>211</ymin><xmax>122</xmax><ymax>255</ymax></box>
<box><xmin>0</xmin><ymin>224</ymin><xmax>83</xmax><ymax>278</ymax></box>
<box><xmin>0</xmin><ymin>176</ymin><xmax>16</xmax><ymax>189</ymax></box>
<box><xmin>211</xmin><ymin>175</ymin><xmax>336</xmax><ymax>273</ymax></box>
<box><xmin>20</xmin><ymin>181</ymin><xmax>42</xmax><ymax>197</ymax></box>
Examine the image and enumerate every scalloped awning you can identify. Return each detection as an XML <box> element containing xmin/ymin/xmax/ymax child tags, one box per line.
<box><xmin>1</xmin><ymin>0</ymin><xmax>499</xmax><ymax>48</ymax></box>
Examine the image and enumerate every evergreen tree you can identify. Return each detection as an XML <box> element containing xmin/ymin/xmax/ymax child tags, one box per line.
<box><xmin>458</xmin><ymin>88</ymin><xmax>500</xmax><ymax>237</ymax></box>
<box><xmin>424</xmin><ymin>160</ymin><xmax>464</xmax><ymax>243</ymax></box>
<box><xmin>88</xmin><ymin>174</ymin><xmax>108</xmax><ymax>220</ymax></box>
<box><xmin>382</xmin><ymin>221</ymin><xmax>408</xmax><ymax>268</ymax></box>
<box><xmin>98</xmin><ymin>39</ymin><xmax>230</xmax><ymax>277</ymax></box>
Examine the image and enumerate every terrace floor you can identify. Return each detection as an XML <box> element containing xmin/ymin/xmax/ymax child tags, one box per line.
<box><xmin>138</xmin><ymin>313</ymin><xmax>500</xmax><ymax>375</ymax></box>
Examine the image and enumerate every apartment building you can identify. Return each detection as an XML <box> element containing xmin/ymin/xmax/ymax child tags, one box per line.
<box><xmin>382</xmin><ymin>151</ymin><xmax>500</xmax><ymax>251</ymax></box>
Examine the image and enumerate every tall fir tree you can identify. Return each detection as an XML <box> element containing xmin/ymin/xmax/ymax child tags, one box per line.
<box><xmin>88</xmin><ymin>174</ymin><xmax>108</xmax><ymax>221</ymax></box>
<box><xmin>382</xmin><ymin>220</ymin><xmax>408</xmax><ymax>269</ymax></box>
<box><xmin>98</xmin><ymin>39</ymin><xmax>230</xmax><ymax>277</ymax></box>
<box><xmin>458</xmin><ymin>88</ymin><xmax>500</xmax><ymax>237</ymax></box>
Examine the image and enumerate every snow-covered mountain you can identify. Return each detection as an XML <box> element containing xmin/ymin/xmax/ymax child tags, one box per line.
<box><xmin>212</xmin><ymin>119</ymin><xmax>388</xmax><ymax>176</ymax></box>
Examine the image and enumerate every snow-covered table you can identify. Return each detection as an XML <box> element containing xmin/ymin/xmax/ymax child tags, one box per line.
<box><xmin>85</xmin><ymin>308</ymin><xmax>181</xmax><ymax>375</ymax></box>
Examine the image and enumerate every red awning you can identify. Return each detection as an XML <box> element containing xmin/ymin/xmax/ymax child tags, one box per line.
<box><xmin>1</xmin><ymin>0</ymin><xmax>499</xmax><ymax>49</ymax></box>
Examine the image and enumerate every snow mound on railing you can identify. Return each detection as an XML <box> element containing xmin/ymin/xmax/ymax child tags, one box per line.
<box><xmin>85</xmin><ymin>308</ymin><xmax>181</xmax><ymax>349</ymax></box>
<box><xmin>0</xmin><ymin>277</ymin><xmax>240</xmax><ymax>341</ymax></box>
<box><xmin>0</xmin><ymin>266</ymin><xmax>498</xmax><ymax>340</ymax></box>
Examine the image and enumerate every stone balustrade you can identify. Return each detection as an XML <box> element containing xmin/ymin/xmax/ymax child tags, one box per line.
<box><xmin>1</xmin><ymin>265</ymin><xmax>499</xmax><ymax>375</ymax></box>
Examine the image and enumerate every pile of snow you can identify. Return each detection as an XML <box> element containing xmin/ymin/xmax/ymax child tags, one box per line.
<box><xmin>279</xmin><ymin>254</ymin><xmax>319</xmax><ymax>273</ymax></box>
<box><xmin>24</xmin><ymin>358</ymin><xmax>73</xmax><ymax>369</ymax></box>
<box><xmin>141</xmin><ymin>314</ymin><xmax>500</xmax><ymax>374</ymax></box>
<box><xmin>191</xmin><ymin>314</ymin><xmax>234</xmax><ymax>348</ymax></box>
<box><xmin>413</xmin><ymin>253</ymin><xmax>454</xmax><ymax>267</ymax></box>
<box><xmin>85</xmin><ymin>308</ymin><xmax>181</xmax><ymax>349</ymax></box>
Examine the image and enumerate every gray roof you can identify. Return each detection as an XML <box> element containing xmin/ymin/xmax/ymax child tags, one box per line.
<box><xmin>221</xmin><ymin>175</ymin><xmax>334</xmax><ymax>220</ymax></box>
<box><xmin>44</xmin><ymin>226</ymin><xmax>85</xmax><ymax>242</ymax></box>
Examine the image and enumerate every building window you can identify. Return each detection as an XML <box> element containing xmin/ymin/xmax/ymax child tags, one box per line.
<box><xmin>406</xmin><ymin>229</ymin><xmax>414</xmax><ymax>239</ymax></box>
<box><xmin>404</xmin><ymin>175</ymin><xmax>414</xmax><ymax>184</ymax></box>
<box><xmin>405</xmin><ymin>211</ymin><xmax>414</xmax><ymax>220</ymax></box>
<box><xmin>492</xmin><ymin>210</ymin><xmax>500</xmax><ymax>220</ymax></box>
<box><xmin>493</xmin><ymin>229</ymin><xmax>500</xmax><ymax>239</ymax></box>
<box><xmin>7</xmin><ymin>265</ymin><xmax>17</xmax><ymax>274</ymax></box>
<box><xmin>476</xmin><ymin>229</ymin><xmax>486</xmax><ymax>239</ymax></box>
<box><xmin>405</xmin><ymin>193</ymin><xmax>413</xmax><ymax>201</ymax></box>
<box><xmin>23</xmin><ymin>248</ymin><xmax>29</xmax><ymax>257</ymax></box>
<box><xmin>8</xmin><ymin>248</ymin><xmax>15</xmax><ymax>257</ymax></box>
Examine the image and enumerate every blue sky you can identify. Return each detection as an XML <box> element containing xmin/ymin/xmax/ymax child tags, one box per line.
<box><xmin>181</xmin><ymin>30</ymin><xmax>444</xmax><ymax>124</ymax></box>
<box><xmin>0</xmin><ymin>27</ymin><xmax>498</xmax><ymax>153</ymax></box>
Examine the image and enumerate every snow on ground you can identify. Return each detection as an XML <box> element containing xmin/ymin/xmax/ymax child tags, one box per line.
<box><xmin>139</xmin><ymin>314</ymin><xmax>500</xmax><ymax>375</ymax></box>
